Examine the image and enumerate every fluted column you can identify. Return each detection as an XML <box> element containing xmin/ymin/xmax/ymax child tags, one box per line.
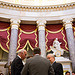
<box><xmin>63</xmin><ymin>18</ymin><xmax>75</xmax><ymax>71</ymax></box>
<box><xmin>8</xmin><ymin>19</ymin><xmax>20</xmax><ymax>64</ymax></box>
<box><xmin>37</xmin><ymin>20</ymin><xmax>46</xmax><ymax>58</ymax></box>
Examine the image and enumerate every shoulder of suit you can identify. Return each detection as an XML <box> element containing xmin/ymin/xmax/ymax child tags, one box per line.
<box><xmin>54</xmin><ymin>62</ymin><xmax>62</xmax><ymax>66</ymax></box>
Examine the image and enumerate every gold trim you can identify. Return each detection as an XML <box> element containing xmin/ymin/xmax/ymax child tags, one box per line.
<box><xmin>17</xmin><ymin>40</ymin><xmax>34</xmax><ymax>52</ymax></box>
<box><xmin>17</xmin><ymin>31</ymin><xmax>22</xmax><ymax>50</ymax></box>
<box><xmin>35</xmin><ymin>29</ymin><xmax>38</xmax><ymax>47</ymax></box>
<box><xmin>0</xmin><ymin>43</ymin><xmax>9</xmax><ymax>53</ymax></box>
<box><xmin>10</xmin><ymin>24</ymin><xmax>20</xmax><ymax>27</ymax></box>
<box><xmin>0</xmin><ymin>27</ymin><xmax>10</xmax><ymax>31</ymax></box>
<box><xmin>24</xmin><ymin>40</ymin><xmax>33</xmax><ymax>50</ymax></box>
<box><xmin>46</xmin><ymin>49</ymin><xmax>51</xmax><ymax>52</ymax></box>
<box><xmin>23</xmin><ymin>40</ymin><xmax>33</xmax><ymax>51</ymax></box>
<box><xmin>0</xmin><ymin>1</ymin><xmax>75</xmax><ymax>12</ymax></box>
<box><xmin>19</xmin><ymin>28</ymin><xmax>37</xmax><ymax>34</ymax></box>
<box><xmin>0</xmin><ymin>27</ymin><xmax>10</xmax><ymax>53</ymax></box>
<box><xmin>55</xmin><ymin>50</ymin><xmax>61</xmax><ymax>57</ymax></box>
<box><xmin>6</xmin><ymin>28</ymin><xmax>10</xmax><ymax>49</ymax></box>
<box><xmin>45</xmin><ymin>27</ymin><xmax>63</xmax><ymax>51</ymax></box>
<box><xmin>61</xmin><ymin>29</ymin><xmax>69</xmax><ymax>50</ymax></box>
<box><xmin>17</xmin><ymin>28</ymin><xmax>37</xmax><ymax>51</ymax></box>
<box><xmin>46</xmin><ymin>27</ymin><xmax>63</xmax><ymax>33</ymax></box>
<box><xmin>45</xmin><ymin>30</ymin><xmax>48</xmax><ymax>51</ymax></box>
<box><xmin>45</xmin><ymin>27</ymin><xmax>69</xmax><ymax>51</ymax></box>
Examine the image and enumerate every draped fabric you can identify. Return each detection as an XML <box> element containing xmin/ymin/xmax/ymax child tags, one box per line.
<box><xmin>17</xmin><ymin>24</ymin><xmax>38</xmax><ymax>51</ymax></box>
<box><xmin>1</xmin><ymin>21</ymin><xmax>75</xmax><ymax>53</ymax></box>
<box><xmin>0</xmin><ymin>21</ymin><xmax>10</xmax><ymax>53</ymax></box>
<box><xmin>45</xmin><ymin>24</ymin><xmax>69</xmax><ymax>52</ymax></box>
<box><xmin>0</xmin><ymin>22</ymin><xmax>38</xmax><ymax>52</ymax></box>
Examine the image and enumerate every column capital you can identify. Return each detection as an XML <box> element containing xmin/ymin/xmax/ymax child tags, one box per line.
<box><xmin>37</xmin><ymin>20</ymin><xmax>46</xmax><ymax>26</ymax></box>
<box><xmin>10</xmin><ymin>19</ymin><xmax>21</xmax><ymax>30</ymax></box>
<box><xmin>36</xmin><ymin>20</ymin><xmax>46</xmax><ymax>31</ymax></box>
<box><xmin>63</xmin><ymin>18</ymin><xmax>73</xmax><ymax>29</ymax></box>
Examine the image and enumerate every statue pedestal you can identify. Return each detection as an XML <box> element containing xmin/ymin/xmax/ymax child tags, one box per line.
<box><xmin>55</xmin><ymin>57</ymin><xmax>72</xmax><ymax>75</ymax></box>
<box><xmin>50</xmin><ymin>46</ymin><xmax>64</xmax><ymax>56</ymax></box>
<box><xmin>50</xmin><ymin>38</ymin><xmax>64</xmax><ymax>56</ymax></box>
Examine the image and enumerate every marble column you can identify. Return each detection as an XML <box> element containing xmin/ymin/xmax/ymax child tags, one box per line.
<box><xmin>37</xmin><ymin>20</ymin><xmax>46</xmax><ymax>58</ymax></box>
<box><xmin>8</xmin><ymin>19</ymin><xmax>20</xmax><ymax>65</ymax></box>
<box><xmin>63</xmin><ymin>18</ymin><xmax>75</xmax><ymax>71</ymax></box>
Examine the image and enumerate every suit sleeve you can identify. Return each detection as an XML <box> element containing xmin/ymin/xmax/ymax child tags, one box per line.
<box><xmin>21</xmin><ymin>60</ymin><xmax>29</xmax><ymax>75</ymax></box>
<box><xmin>55</xmin><ymin>63</ymin><xmax>63</xmax><ymax>75</ymax></box>
<box><xmin>48</xmin><ymin>62</ymin><xmax>55</xmax><ymax>75</ymax></box>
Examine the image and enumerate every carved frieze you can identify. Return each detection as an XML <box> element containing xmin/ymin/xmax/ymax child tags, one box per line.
<box><xmin>0</xmin><ymin>1</ymin><xmax>75</xmax><ymax>12</ymax></box>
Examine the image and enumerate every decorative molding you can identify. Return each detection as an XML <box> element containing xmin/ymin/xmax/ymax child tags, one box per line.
<box><xmin>37</xmin><ymin>20</ymin><xmax>46</xmax><ymax>30</ymax></box>
<box><xmin>37</xmin><ymin>20</ymin><xmax>46</xmax><ymax>26</ymax></box>
<box><xmin>10</xmin><ymin>19</ymin><xmax>21</xmax><ymax>29</ymax></box>
<box><xmin>11</xmin><ymin>25</ymin><xmax>18</xmax><ymax>30</ymax></box>
<box><xmin>63</xmin><ymin>18</ymin><xmax>73</xmax><ymax>29</ymax></box>
<box><xmin>0</xmin><ymin>1</ymin><xmax>75</xmax><ymax>12</ymax></box>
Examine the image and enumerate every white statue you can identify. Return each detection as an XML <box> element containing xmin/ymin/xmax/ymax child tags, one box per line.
<box><xmin>53</xmin><ymin>38</ymin><xmax>61</xmax><ymax>50</ymax></box>
<box><xmin>50</xmin><ymin>38</ymin><xmax>64</xmax><ymax>56</ymax></box>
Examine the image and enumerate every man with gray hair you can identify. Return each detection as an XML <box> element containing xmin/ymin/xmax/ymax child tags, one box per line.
<box><xmin>11</xmin><ymin>49</ymin><xmax>27</xmax><ymax>75</ymax></box>
<box><xmin>21</xmin><ymin>47</ymin><xmax>55</xmax><ymax>75</ymax></box>
<box><xmin>47</xmin><ymin>53</ymin><xmax>63</xmax><ymax>75</ymax></box>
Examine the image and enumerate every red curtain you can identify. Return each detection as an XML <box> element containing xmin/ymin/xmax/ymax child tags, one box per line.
<box><xmin>0</xmin><ymin>22</ymin><xmax>38</xmax><ymax>52</ymax></box>
<box><xmin>45</xmin><ymin>24</ymin><xmax>69</xmax><ymax>52</ymax></box>
<box><xmin>17</xmin><ymin>24</ymin><xmax>38</xmax><ymax>51</ymax></box>
<box><xmin>1</xmin><ymin>22</ymin><xmax>75</xmax><ymax>52</ymax></box>
<box><xmin>0</xmin><ymin>21</ymin><xmax>10</xmax><ymax>53</ymax></box>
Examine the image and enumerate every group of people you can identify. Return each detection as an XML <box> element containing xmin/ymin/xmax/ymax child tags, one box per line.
<box><xmin>11</xmin><ymin>47</ymin><xmax>74</xmax><ymax>75</ymax></box>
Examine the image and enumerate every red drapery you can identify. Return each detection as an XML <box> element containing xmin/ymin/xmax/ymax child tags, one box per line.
<box><xmin>0</xmin><ymin>21</ymin><xmax>10</xmax><ymax>53</ymax></box>
<box><xmin>0</xmin><ymin>22</ymin><xmax>75</xmax><ymax>53</ymax></box>
<box><xmin>17</xmin><ymin>24</ymin><xmax>38</xmax><ymax>51</ymax></box>
<box><xmin>0</xmin><ymin>22</ymin><xmax>38</xmax><ymax>52</ymax></box>
<box><xmin>45</xmin><ymin>24</ymin><xmax>69</xmax><ymax>52</ymax></box>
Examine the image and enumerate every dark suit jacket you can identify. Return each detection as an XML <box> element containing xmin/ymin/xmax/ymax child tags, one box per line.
<box><xmin>21</xmin><ymin>55</ymin><xmax>55</xmax><ymax>75</ymax></box>
<box><xmin>11</xmin><ymin>56</ymin><xmax>24</xmax><ymax>75</ymax></box>
<box><xmin>52</xmin><ymin>61</ymin><xmax>63</xmax><ymax>75</ymax></box>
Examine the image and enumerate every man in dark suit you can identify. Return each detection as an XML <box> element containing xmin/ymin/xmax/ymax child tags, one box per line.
<box><xmin>47</xmin><ymin>54</ymin><xmax>63</xmax><ymax>75</ymax></box>
<box><xmin>21</xmin><ymin>47</ymin><xmax>55</xmax><ymax>75</ymax></box>
<box><xmin>11</xmin><ymin>49</ymin><xmax>27</xmax><ymax>75</ymax></box>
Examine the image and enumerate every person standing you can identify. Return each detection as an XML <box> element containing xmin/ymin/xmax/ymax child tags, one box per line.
<box><xmin>11</xmin><ymin>49</ymin><xmax>27</xmax><ymax>75</ymax></box>
<box><xmin>21</xmin><ymin>47</ymin><xmax>55</xmax><ymax>75</ymax></box>
<box><xmin>47</xmin><ymin>54</ymin><xmax>63</xmax><ymax>75</ymax></box>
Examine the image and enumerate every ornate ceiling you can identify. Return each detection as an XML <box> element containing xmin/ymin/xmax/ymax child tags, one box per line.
<box><xmin>0</xmin><ymin>0</ymin><xmax>75</xmax><ymax>6</ymax></box>
<box><xmin>0</xmin><ymin>0</ymin><xmax>75</xmax><ymax>23</ymax></box>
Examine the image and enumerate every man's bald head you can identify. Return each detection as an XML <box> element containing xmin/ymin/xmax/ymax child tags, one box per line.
<box><xmin>47</xmin><ymin>54</ymin><xmax>55</xmax><ymax>64</ymax></box>
<box><xmin>18</xmin><ymin>49</ymin><xmax>27</xmax><ymax>60</ymax></box>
